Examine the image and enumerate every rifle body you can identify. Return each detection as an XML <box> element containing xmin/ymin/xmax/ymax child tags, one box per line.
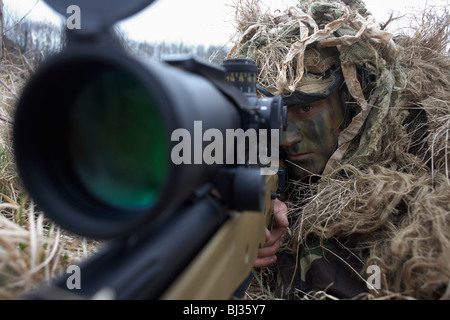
<box><xmin>26</xmin><ymin>173</ymin><xmax>282</xmax><ymax>300</ymax></box>
<box><xmin>163</xmin><ymin>172</ymin><xmax>282</xmax><ymax>299</ymax></box>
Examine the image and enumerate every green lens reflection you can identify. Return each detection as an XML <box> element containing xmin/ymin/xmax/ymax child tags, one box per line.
<box><xmin>69</xmin><ymin>67</ymin><xmax>168</xmax><ymax>211</ymax></box>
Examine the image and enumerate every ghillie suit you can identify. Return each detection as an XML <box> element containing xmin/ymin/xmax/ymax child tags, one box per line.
<box><xmin>229</xmin><ymin>0</ymin><xmax>450</xmax><ymax>299</ymax></box>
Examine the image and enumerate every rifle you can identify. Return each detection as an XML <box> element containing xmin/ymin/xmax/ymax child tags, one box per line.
<box><xmin>13</xmin><ymin>0</ymin><xmax>287</xmax><ymax>299</ymax></box>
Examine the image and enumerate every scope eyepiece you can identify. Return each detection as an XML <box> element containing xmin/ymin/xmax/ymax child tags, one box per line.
<box><xmin>222</xmin><ymin>59</ymin><xmax>287</xmax><ymax>145</ymax></box>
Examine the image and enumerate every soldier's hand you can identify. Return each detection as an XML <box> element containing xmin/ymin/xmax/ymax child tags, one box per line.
<box><xmin>254</xmin><ymin>199</ymin><xmax>289</xmax><ymax>268</ymax></box>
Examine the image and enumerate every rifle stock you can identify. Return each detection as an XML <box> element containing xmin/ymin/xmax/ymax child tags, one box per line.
<box><xmin>161</xmin><ymin>210</ymin><xmax>265</xmax><ymax>299</ymax></box>
<box><xmin>162</xmin><ymin>167</ymin><xmax>286</xmax><ymax>299</ymax></box>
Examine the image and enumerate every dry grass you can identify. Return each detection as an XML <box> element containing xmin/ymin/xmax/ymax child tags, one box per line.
<box><xmin>0</xmin><ymin>51</ymin><xmax>98</xmax><ymax>299</ymax></box>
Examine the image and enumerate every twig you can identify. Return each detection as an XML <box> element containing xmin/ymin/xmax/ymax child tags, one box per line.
<box><xmin>0</xmin><ymin>77</ymin><xmax>19</xmax><ymax>100</ymax></box>
<box><xmin>0</xmin><ymin>114</ymin><xmax>13</xmax><ymax>125</ymax></box>
<box><xmin>379</xmin><ymin>11</ymin><xmax>406</xmax><ymax>30</ymax></box>
<box><xmin>4</xmin><ymin>0</ymin><xmax>40</xmax><ymax>33</ymax></box>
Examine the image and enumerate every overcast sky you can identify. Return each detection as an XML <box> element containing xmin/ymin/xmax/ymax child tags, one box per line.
<box><xmin>4</xmin><ymin>0</ymin><xmax>449</xmax><ymax>46</ymax></box>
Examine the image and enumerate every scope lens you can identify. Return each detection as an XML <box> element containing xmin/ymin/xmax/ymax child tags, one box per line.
<box><xmin>69</xmin><ymin>67</ymin><xmax>168</xmax><ymax>211</ymax></box>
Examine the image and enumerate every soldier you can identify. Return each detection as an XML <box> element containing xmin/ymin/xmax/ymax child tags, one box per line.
<box><xmin>230</xmin><ymin>0</ymin><xmax>450</xmax><ymax>299</ymax></box>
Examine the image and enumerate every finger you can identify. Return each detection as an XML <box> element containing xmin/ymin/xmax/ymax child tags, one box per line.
<box><xmin>264</xmin><ymin>228</ymin><xmax>271</xmax><ymax>242</ymax></box>
<box><xmin>258</xmin><ymin>239</ymin><xmax>282</xmax><ymax>258</ymax></box>
<box><xmin>264</xmin><ymin>227</ymin><xmax>286</xmax><ymax>247</ymax></box>
<box><xmin>254</xmin><ymin>255</ymin><xmax>277</xmax><ymax>268</ymax></box>
<box><xmin>273</xmin><ymin>199</ymin><xmax>289</xmax><ymax>228</ymax></box>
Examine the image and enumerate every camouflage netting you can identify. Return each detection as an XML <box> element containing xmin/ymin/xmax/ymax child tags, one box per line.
<box><xmin>229</xmin><ymin>0</ymin><xmax>450</xmax><ymax>299</ymax></box>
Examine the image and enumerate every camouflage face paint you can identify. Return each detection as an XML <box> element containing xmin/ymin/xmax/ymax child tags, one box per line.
<box><xmin>282</xmin><ymin>91</ymin><xmax>345</xmax><ymax>179</ymax></box>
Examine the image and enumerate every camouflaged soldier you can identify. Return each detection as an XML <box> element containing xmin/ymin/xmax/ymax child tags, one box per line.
<box><xmin>254</xmin><ymin>44</ymin><xmax>368</xmax><ymax>298</ymax></box>
<box><xmin>230</xmin><ymin>0</ymin><xmax>450</xmax><ymax>299</ymax></box>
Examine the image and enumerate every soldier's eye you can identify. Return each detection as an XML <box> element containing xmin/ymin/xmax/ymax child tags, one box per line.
<box><xmin>301</xmin><ymin>105</ymin><xmax>312</xmax><ymax>113</ymax></box>
<box><xmin>291</xmin><ymin>105</ymin><xmax>313</xmax><ymax>114</ymax></box>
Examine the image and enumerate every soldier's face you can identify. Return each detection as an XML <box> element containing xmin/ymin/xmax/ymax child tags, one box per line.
<box><xmin>282</xmin><ymin>91</ymin><xmax>345</xmax><ymax>179</ymax></box>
